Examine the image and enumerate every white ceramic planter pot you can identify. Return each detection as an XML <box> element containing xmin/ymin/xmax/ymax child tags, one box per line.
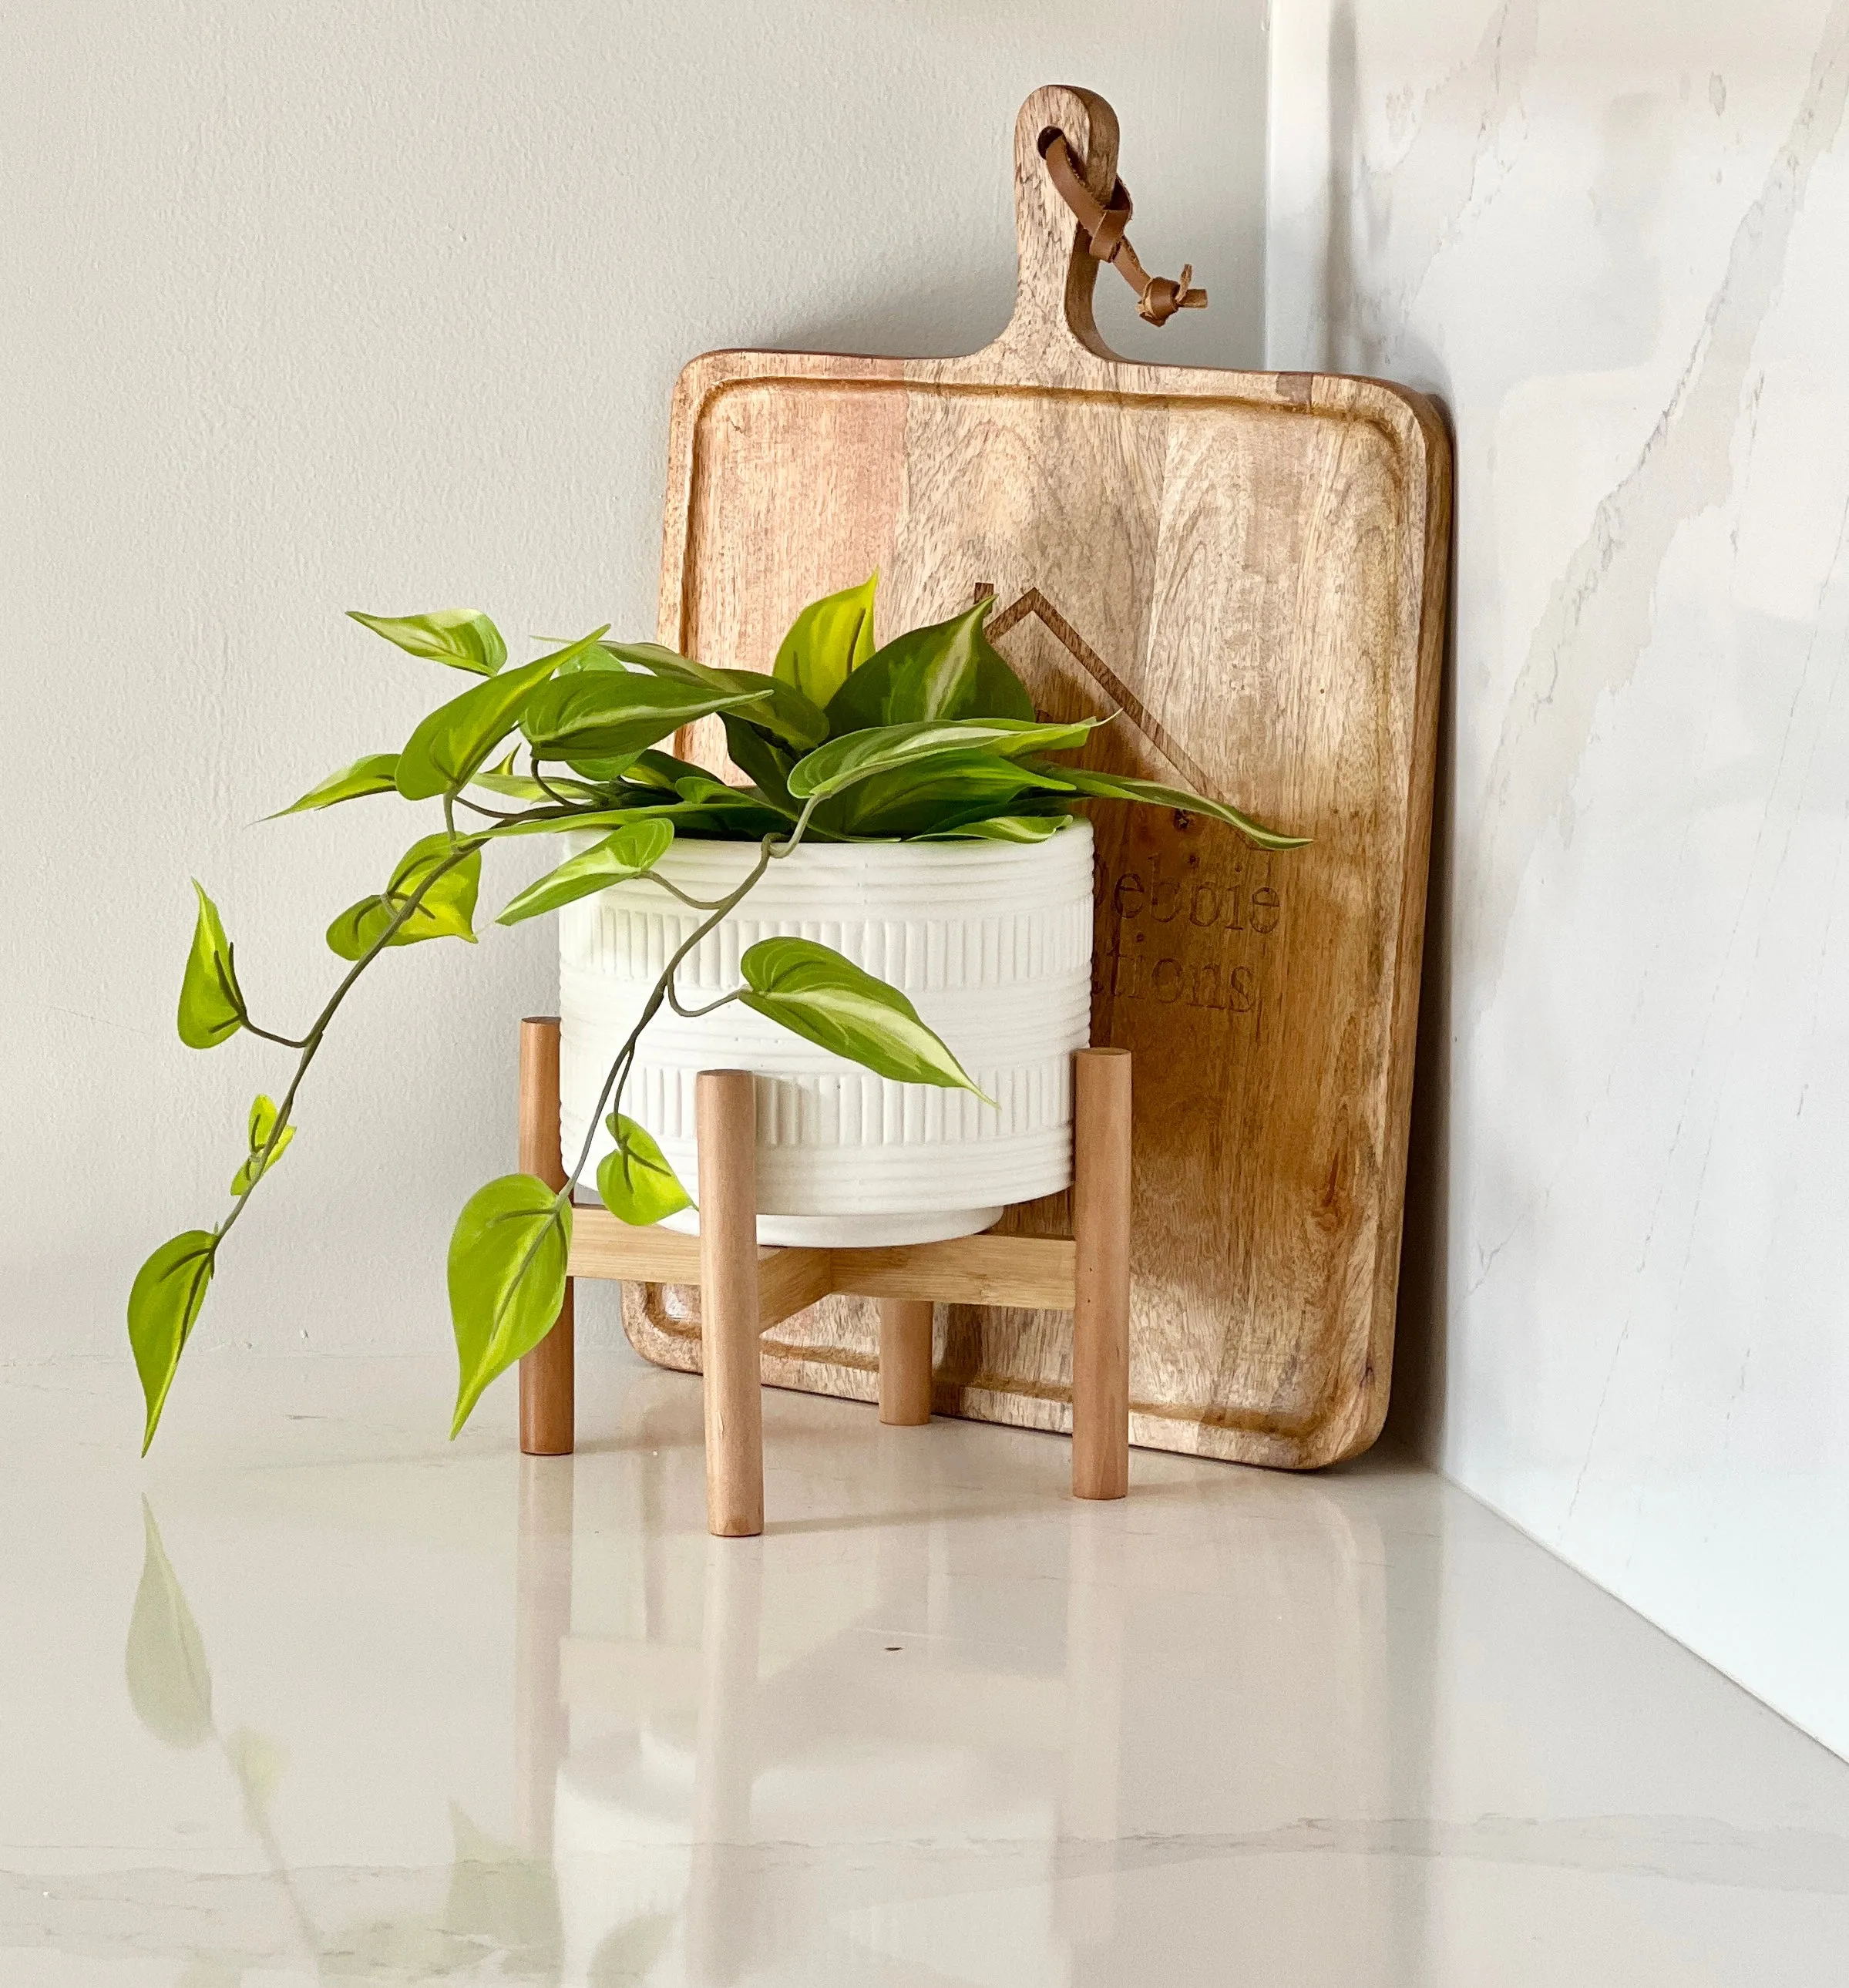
<box><xmin>558</xmin><ymin>822</ymin><xmax>1094</xmax><ymax>1246</ymax></box>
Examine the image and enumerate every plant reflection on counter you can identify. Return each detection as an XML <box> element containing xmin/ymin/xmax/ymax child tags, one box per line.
<box><xmin>119</xmin><ymin>1465</ymin><xmax>1135</xmax><ymax>1982</ymax></box>
<box><xmin>125</xmin><ymin>1501</ymin><xmax>583</xmax><ymax>1982</ymax></box>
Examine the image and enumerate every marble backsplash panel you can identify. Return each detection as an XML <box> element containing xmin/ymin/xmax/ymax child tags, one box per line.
<box><xmin>1269</xmin><ymin>0</ymin><xmax>1849</xmax><ymax>1756</ymax></box>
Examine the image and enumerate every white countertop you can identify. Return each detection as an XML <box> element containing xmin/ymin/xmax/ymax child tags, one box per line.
<box><xmin>3</xmin><ymin>1347</ymin><xmax>1846</xmax><ymax>1983</ymax></box>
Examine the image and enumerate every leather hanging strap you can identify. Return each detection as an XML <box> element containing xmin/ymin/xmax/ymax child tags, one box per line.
<box><xmin>1041</xmin><ymin>131</ymin><xmax>1208</xmax><ymax>327</ymax></box>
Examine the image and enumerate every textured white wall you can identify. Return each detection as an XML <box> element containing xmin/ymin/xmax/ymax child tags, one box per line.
<box><xmin>1270</xmin><ymin>0</ymin><xmax>1849</xmax><ymax>1758</ymax></box>
<box><xmin>2</xmin><ymin>5</ymin><xmax>1267</xmax><ymax>1381</ymax></box>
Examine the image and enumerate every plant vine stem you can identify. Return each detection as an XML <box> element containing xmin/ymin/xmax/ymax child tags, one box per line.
<box><xmin>210</xmin><ymin>832</ymin><xmax>484</xmax><ymax>1256</ymax></box>
<box><xmin>668</xmin><ymin>987</ymin><xmax>745</xmax><ymax>1021</ymax></box>
<box><xmin>528</xmin><ymin>748</ymin><xmax>578</xmax><ymax>810</ymax></box>
<box><xmin>241</xmin><ymin>1021</ymin><xmax>311</xmax><ymax>1051</ymax></box>
<box><xmin>469</xmin><ymin>782</ymin><xmax>852</xmax><ymax>1373</ymax></box>
<box><xmin>556</xmin><ymin>816</ymin><xmax>816</xmax><ymax>1206</ymax></box>
<box><xmin>638</xmin><ymin>873</ymin><xmax>734</xmax><ymax>913</ymax></box>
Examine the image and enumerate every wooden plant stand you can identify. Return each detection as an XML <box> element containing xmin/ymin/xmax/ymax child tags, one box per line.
<box><xmin>513</xmin><ymin>1018</ymin><xmax>1132</xmax><ymax>1537</ymax></box>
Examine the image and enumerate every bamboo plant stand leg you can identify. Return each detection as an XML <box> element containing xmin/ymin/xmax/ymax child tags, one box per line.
<box><xmin>878</xmin><ymin>1300</ymin><xmax>934</xmax><ymax>1426</ymax></box>
<box><xmin>518</xmin><ymin>1017</ymin><xmax>575</xmax><ymax>1457</ymax></box>
<box><xmin>554</xmin><ymin>1047</ymin><xmax>1135</xmax><ymax>1528</ymax></box>
<box><xmin>1071</xmin><ymin>1047</ymin><xmax>1132</xmax><ymax>1500</ymax></box>
<box><xmin>698</xmin><ymin>1070</ymin><xmax>765</xmax><ymax>1538</ymax></box>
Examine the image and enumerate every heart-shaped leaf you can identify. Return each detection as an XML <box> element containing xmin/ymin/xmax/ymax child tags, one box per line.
<box><xmin>596</xmin><ymin>1114</ymin><xmax>692</xmax><ymax>1226</ymax></box>
<box><xmin>496</xmin><ymin>818</ymin><xmax>674</xmax><ymax>925</ymax></box>
<box><xmin>1024</xmin><ymin>762</ymin><xmax>1310</xmax><ymax>849</ymax></box>
<box><xmin>520</xmin><ymin>671</ymin><xmax>761</xmax><ymax>763</ymax></box>
<box><xmin>919</xmin><ymin>812</ymin><xmax>1074</xmax><ymax>843</ymax></box>
<box><xmin>449</xmin><ymin>1175</ymin><xmax>573</xmax><ymax>1435</ymax></box>
<box><xmin>397</xmin><ymin>632</ymin><xmax>606</xmax><ymax>800</ymax></box>
<box><xmin>271</xmin><ymin>752</ymin><xmax>402</xmax><ymax>817</ymax></box>
<box><xmin>721</xmin><ymin>715</ymin><xmax>802</xmax><ymax>821</ymax></box>
<box><xmin>787</xmin><ymin>716</ymin><xmax>1103</xmax><ymax>804</ymax></box>
<box><xmin>176</xmin><ymin>881</ymin><xmax>246</xmax><ymax>1049</ymax></box>
<box><xmin>467</xmin><ymin>765</ymin><xmax>602</xmax><ymax>804</ymax></box>
<box><xmin>772</xmin><ymin>574</ymin><xmax>878</xmax><ymax>709</ymax></box>
<box><xmin>325</xmin><ymin>833</ymin><xmax>484</xmax><ymax>960</ymax></box>
<box><xmin>837</xmin><ymin>750</ymin><xmax>1074</xmax><ymax>838</ymax></box>
<box><xmin>602</xmin><ymin>641</ymin><xmax>829</xmax><ymax>752</ymax></box>
<box><xmin>562</xmin><ymin>754</ymin><xmax>643</xmax><ymax>784</ymax></box>
<box><xmin>825</xmin><ymin>598</ymin><xmax>1035</xmax><ymax>734</ymax></box>
<box><xmin>483</xmin><ymin>785</ymin><xmax>795</xmax><ymax>839</ymax></box>
<box><xmin>129</xmin><ymin>1229</ymin><xmax>217</xmax><ymax>1453</ymax></box>
<box><xmin>124</xmin><ymin>1502</ymin><xmax>213</xmax><ymax>1747</ymax></box>
<box><xmin>348</xmin><ymin>609</ymin><xmax>508</xmax><ymax>675</ymax></box>
<box><xmin>230</xmin><ymin>1093</ymin><xmax>296</xmax><ymax>1196</ymax></box>
<box><xmin>739</xmin><ymin>937</ymin><xmax>989</xmax><ymax>1096</ymax></box>
<box><xmin>620</xmin><ymin>748</ymin><xmax>711</xmax><ymax>792</ymax></box>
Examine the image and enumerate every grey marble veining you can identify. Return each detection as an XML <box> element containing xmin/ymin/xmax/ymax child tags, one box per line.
<box><xmin>1269</xmin><ymin>0</ymin><xmax>1849</xmax><ymax>1759</ymax></box>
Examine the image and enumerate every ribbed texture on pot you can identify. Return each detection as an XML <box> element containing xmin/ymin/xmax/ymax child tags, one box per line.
<box><xmin>558</xmin><ymin>824</ymin><xmax>1095</xmax><ymax>1243</ymax></box>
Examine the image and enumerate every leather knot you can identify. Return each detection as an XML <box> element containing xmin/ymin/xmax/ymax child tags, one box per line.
<box><xmin>1137</xmin><ymin>264</ymin><xmax>1208</xmax><ymax>327</ymax></box>
<box><xmin>1041</xmin><ymin>132</ymin><xmax>1208</xmax><ymax>331</ymax></box>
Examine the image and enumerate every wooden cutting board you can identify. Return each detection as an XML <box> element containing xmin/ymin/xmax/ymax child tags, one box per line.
<box><xmin>618</xmin><ymin>85</ymin><xmax>1450</xmax><ymax>1468</ymax></box>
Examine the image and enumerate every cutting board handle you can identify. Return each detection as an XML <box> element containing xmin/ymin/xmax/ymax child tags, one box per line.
<box><xmin>1006</xmin><ymin>86</ymin><xmax>1124</xmax><ymax>362</ymax></box>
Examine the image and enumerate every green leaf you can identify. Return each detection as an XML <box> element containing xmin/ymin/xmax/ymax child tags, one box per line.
<box><xmin>230</xmin><ymin>1093</ymin><xmax>296</xmax><ymax>1196</ymax></box>
<box><xmin>1024</xmin><ymin>762</ymin><xmax>1311</xmax><ymax>850</ymax></box>
<box><xmin>825</xmin><ymin>598</ymin><xmax>1036</xmax><ymax>734</ymax></box>
<box><xmin>348</xmin><ymin>609</ymin><xmax>507</xmax><ymax>675</ymax></box>
<box><xmin>124</xmin><ymin>1501</ymin><xmax>213</xmax><ymax>1747</ymax></box>
<box><xmin>601</xmin><ymin>641</ymin><xmax>828</xmax><ymax>752</ymax></box>
<box><xmin>519</xmin><ymin>671</ymin><xmax>763</xmax><ymax>763</ymax></box>
<box><xmin>481</xmin><ymin>783</ymin><xmax>800</xmax><ymax>840</ymax></box>
<box><xmin>496</xmin><ymin>818</ymin><xmax>674</xmax><ymax>925</ymax></box>
<box><xmin>484</xmin><ymin>809</ymin><xmax>650</xmax><ymax>839</ymax></box>
<box><xmin>129</xmin><ymin>1230</ymin><xmax>217</xmax><ymax>1453</ymax></box>
<box><xmin>673</xmin><ymin>772</ymin><xmax>738</xmax><ymax>806</ymax></box>
<box><xmin>448</xmin><ymin>1176</ymin><xmax>572</xmax><ymax>1435</ymax></box>
<box><xmin>739</xmin><ymin>937</ymin><xmax>990</xmax><ymax>1097</ymax></box>
<box><xmin>397</xmin><ymin>631</ymin><xmax>607</xmax><ymax>801</ymax></box>
<box><xmin>176</xmin><ymin>881</ymin><xmax>246</xmax><ymax>1049</ymax></box>
<box><xmin>561</xmin><ymin>753</ymin><xmax>642</xmax><ymax>784</ymax></box>
<box><xmin>325</xmin><ymin>833</ymin><xmax>484</xmax><ymax>960</ymax></box>
<box><xmin>664</xmin><ymin>780</ymin><xmax>804</xmax><ymax>838</ymax></box>
<box><xmin>622</xmin><ymin>747</ymin><xmax>711</xmax><ymax>791</ymax></box>
<box><xmin>787</xmin><ymin>716</ymin><xmax>1104</xmax><ymax>804</ymax></box>
<box><xmin>596</xmin><ymin>1114</ymin><xmax>693</xmax><ymax>1225</ymax></box>
<box><xmin>918</xmin><ymin>812</ymin><xmax>1075</xmax><ymax>843</ymax></box>
<box><xmin>772</xmin><ymin>574</ymin><xmax>878</xmax><ymax>709</ymax></box>
<box><xmin>721</xmin><ymin>714</ymin><xmax>802</xmax><ymax>822</ymax></box>
<box><xmin>837</xmin><ymin>750</ymin><xmax>1074</xmax><ymax>838</ymax></box>
<box><xmin>468</xmin><ymin>765</ymin><xmax>602</xmax><ymax>805</ymax></box>
<box><xmin>270</xmin><ymin>752</ymin><xmax>402</xmax><ymax>817</ymax></box>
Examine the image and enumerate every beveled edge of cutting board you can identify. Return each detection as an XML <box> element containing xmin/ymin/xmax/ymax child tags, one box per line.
<box><xmin>616</xmin><ymin>348</ymin><xmax>1451</xmax><ymax>1470</ymax></box>
<box><xmin>617</xmin><ymin>82</ymin><xmax>1452</xmax><ymax>1468</ymax></box>
<box><xmin>654</xmin><ymin>345</ymin><xmax>1450</xmax><ymax>745</ymax></box>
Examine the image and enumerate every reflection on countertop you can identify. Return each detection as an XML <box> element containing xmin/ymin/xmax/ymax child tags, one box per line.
<box><xmin>5</xmin><ymin>1349</ymin><xmax>1849</xmax><ymax>1984</ymax></box>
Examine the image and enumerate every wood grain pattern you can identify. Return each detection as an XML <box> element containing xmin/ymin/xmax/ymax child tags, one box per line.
<box><xmin>876</xmin><ymin>1302</ymin><xmax>934</xmax><ymax>1427</ymax></box>
<box><xmin>623</xmin><ymin>86</ymin><xmax>1451</xmax><ymax>1469</ymax></box>
<box><xmin>1071</xmin><ymin>1048</ymin><xmax>1131</xmax><ymax>1500</ymax></box>
<box><xmin>568</xmin><ymin>1211</ymin><xmax>1077</xmax><ymax>1314</ymax></box>
<box><xmin>697</xmin><ymin>1071</ymin><xmax>763</xmax><ymax>1538</ymax></box>
<box><xmin>516</xmin><ymin>1018</ymin><xmax>573</xmax><ymax>1456</ymax></box>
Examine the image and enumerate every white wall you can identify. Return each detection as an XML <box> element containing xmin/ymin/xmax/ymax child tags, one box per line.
<box><xmin>2</xmin><ymin>5</ymin><xmax>1268</xmax><ymax>1383</ymax></box>
<box><xmin>1269</xmin><ymin>0</ymin><xmax>1849</xmax><ymax>1758</ymax></box>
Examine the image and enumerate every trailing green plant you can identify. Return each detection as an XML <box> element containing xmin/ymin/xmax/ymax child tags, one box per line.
<box><xmin>129</xmin><ymin>579</ymin><xmax>1306</xmax><ymax>1450</ymax></box>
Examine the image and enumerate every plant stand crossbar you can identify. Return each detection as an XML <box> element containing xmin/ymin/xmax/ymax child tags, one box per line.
<box><xmin>514</xmin><ymin>1018</ymin><xmax>1132</xmax><ymax>1537</ymax></box>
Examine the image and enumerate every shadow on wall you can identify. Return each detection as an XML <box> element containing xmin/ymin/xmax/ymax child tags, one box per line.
<box><xmin>1320</xmin><ymin>0</ymin><xmax>1358</xmax><ymax>374</ymax></box>
<box><xmin>1312</xmin><ymin>0</ymin><xmax>1454</xmax><ymax>1458</ymax></box>
<box><xmin>1388</xmin><ymin>473</ymin><xmax>1457</xmax><ymax>1464</ymax></box>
